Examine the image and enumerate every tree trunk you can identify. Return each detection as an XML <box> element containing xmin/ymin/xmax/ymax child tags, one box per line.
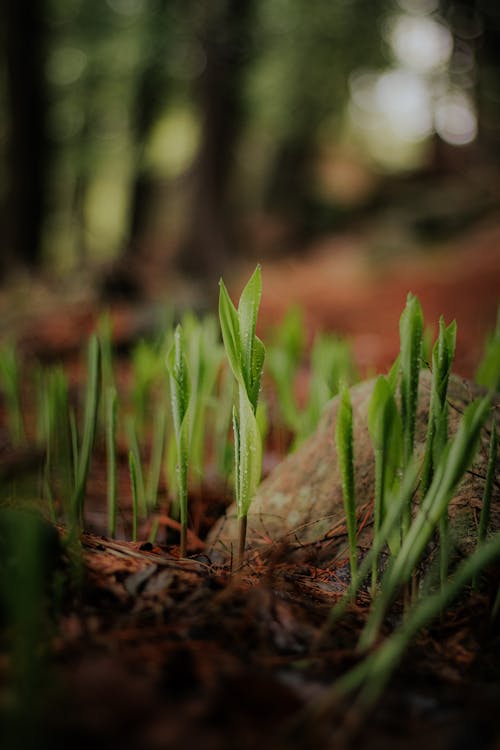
<box><xmin>177</xmin><ymin>0</ymin><xmax>255</xmax><ymax>282</ymax></box>
<box><xmin>3</xmin><ymin>0</ymin><xmax>47</xmax><ymax>274</ymax></box>
<box><xmin>126</xmin><ymin>0</ymin><xmax>171</xmax><ymax>256</ymax></box>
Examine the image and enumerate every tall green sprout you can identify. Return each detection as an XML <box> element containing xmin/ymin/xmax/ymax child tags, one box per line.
<box><xmin>478</xmin><ymin>425</ymin><xmax>498</xmax><ymax>545</ymax></box>
<box><xmin>335</xmin><ymin>385</ymin><xmax>357</xmax><ymax>580</ymax></box>
<box><xmin>421</xmin><ymin>316</ymin><xmax>457</xmax><ymax>584</ymax></box>
<box><xmin>360</xmin><ymin>395</ymin><xmax>492</xmax><ymax>650</ymax></box>
<box><xmin>475</xmin><ymin>306</ymin><xmax>500</xmax><ymax>392</ymax></box>
<box><xmin>219</xmin><ymin>266</ymin><xmax>265</xmax><ymax>565</ymax></box>
<box><xmin>182</xmin><ymin>313</ymin><xmax>223</xmax><ymax>481</ymax></box>
<box><xmin>299</xmin><ymin>335</ymin><xmax>357</xmax><ymax>445</ymax></box>
<box><xmin>71</xmin><ymin>335</ymin><xmax>100</xmax><ymax>531</ymax></box>
<box><xmin>166</xmin><ymin>325</ymin><xmax>191</xmax><ymax>557</ymax></box>
<box><xmin>399</xmin><ymin>294</ymin><xmax>424</xmax><ymax>463</ymax></box>
<box><xmin>367</xmin><ymin>376</ymin><xmax>403</xmax><ymax>591</ymax></box>
<box><xmin>38</xmin><ymin>366</ymin><xmax>72</xmax><ymax>523</ymax></box>
<box><xmin>106</xmin><ymin>386</ymin><xmax>118</xmax><ymax>538</ymax></box>
<box><xmin>128</xmin><ymin>450</ymin><xmax>139</xmax><ymax>543</ymax></box>
<box><xmin>399</xmin><ymin>293</ymin><xmax>423</xmax><ymax>537</ymax></box>
<box><xmin>315</xmin><ymin>532</ymin><xmax>500</xmax><ymax>721</ymax></box>
<box><xmin>0</xmin><ymin>342</ymin><xmax>25</xmax><ymax>446</ymax></box>
<box><xmin>266</xmin><ymin>307</ymin><xmax>305</xmax><ymax>436</ymax></box>
<box><xmin>422</xmin><ymin>317</ymin><xmax>457</xmax><ymax>496</ymax></box>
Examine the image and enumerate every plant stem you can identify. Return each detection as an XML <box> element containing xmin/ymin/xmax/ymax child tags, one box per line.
<box><xmin>179</xmin><ymin>520</ymin><xmax>187</xmax><ymax>558</ymax></box>
<box><xmin>238</xmin><ymin>515</ymin><xmax>247</xmax><ymax>567</ymax></box>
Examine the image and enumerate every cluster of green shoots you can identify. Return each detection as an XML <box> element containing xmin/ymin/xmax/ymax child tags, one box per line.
<box><xmin>0</xmin><ymin>266</ymin><xmax>357</xmax><ymax>565</ymax></box>
<box><xmin>0</xmin><ymin>270</ymin><xmax>498</xmax><ymax>721</ymax></box>
<box><xmin>329</xmin><ymin>293</ymin><xmax>499</xmax><ymax>714</ymax></box>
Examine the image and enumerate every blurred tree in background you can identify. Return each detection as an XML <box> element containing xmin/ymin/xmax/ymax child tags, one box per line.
<box><xmin>0</xmin><ymin>0</ymin><xmax>498</xmax><ymax>284</ymax></box>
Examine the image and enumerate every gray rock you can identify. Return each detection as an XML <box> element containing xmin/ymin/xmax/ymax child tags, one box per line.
<box><xmin>208</xmin><ymin>371</ymin><xmax>499</xmax><ymax>562</ymax></box>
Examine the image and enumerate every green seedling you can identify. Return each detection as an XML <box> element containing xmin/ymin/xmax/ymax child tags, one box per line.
<box><xmin>126</xmin><ymin>416</ymin><xmax>146</xmax><ymax>520</ymax></box>
<box><xmin>421</xmin><ymin>317</ymin><xmax>457</xmax><ymax>496</ymax></box>
<box><xmin>182</xmin><ymin>312</ymin><xmax>224</xmax><ymax>481</ymax></box>
<box><xmin>478</xmin><ymin>425</ymin><xmax>498</xmax><ymax>545</ymax></box>
<box><xmin>37</xmin><ymin>366</ymin><xmax>73</xmax><ymax>523</ymax></box>
<box><xmin>71</xmin><ymin>335</ymin><xmax>100</xmax><ymax>531</ymax></box>
<box><xmin>335</xmin><ymin>385</ymin><xmax>357</xmax><ymax>580</ymax></box>
<box><xmin>328</xmin><ymin>460</ymin><xmax>419</xmax><ymax>627</ymax></box>
<box><xmin>128</xmin><ymin>450</ymin><xmax>139</xmax><ymax>542</ymax></box>
<box><xmin>360</xmin><ymin>394</ymin><xmax>492</xmax><ymax>650</ymax></box>
<box><xmin>131</xmin><ymin>338</ymin><xmax>167</xmax><ymax>440</ymax></box>
<box><xmin>213</xmin><ymin>363</ymin><xmax>236</xmax><ymax>478</ymax></box>
<box><xmin>367</xmin><ymin>376</ymin><xmax>403</xmax><ymax>590</ymax></box>
<box><xmin>166</xmin><ymin>325</ymin><xmax>191</xmax><ymax>557</ymax></box>
<box><xmin>474</xmin><ymin>424</ymin><xmax>498</xmax><ymax>590</ymax></box>
<box><xmin>475</xmin><ymin>306</ymin><xmax>500</xmax><ymax>392</ymax></box>
<box><xmin>266</xmin><ymin>307</ymin><xmax>305</xmax><ymax>435</ymax></box>
<box><xmin>106</xmin><ymin>386</ymin><xmax>118</xmax><ymax>537</ymax></box>
<box><xmin>0</xmin><ymin>509</ymin><xmax>57</xmax><ymax>747</ymax></box>
<box><xmin>145</xmin><ymin>398</ymin><xmax>167</xmax><ymax>512</ymax></box>
<box><xmin>97</xmin><ymin>312</ymin><xmax>115</xmax><ymax>394</ymax></box>
<box><xmin>421</xmin><ymin>316</ymin><xmax>457</xmax><ymax>585</ymax></box>
<box><xmin>399</xmin><ymin>293</ymin><xmax>423</xmax><ymax>464</ymax></box>
<box><xmin>295</xmin><ymin>334</ymin><xmax>357</xmax><ymax>446</ymax></box>
<box><xmin>318</xmin><ymin>532</ymin><xmax>500</xmax><ymax>718</ymax></box>
<box><xmin>0</xmin><ymin>342</ymin><xmax>25</xmax><ymax>446</ymax></box>
<box><xmin>219</xmin><ymin>265</ymin><xmax>265</xmax><ymax>565</ymax></box>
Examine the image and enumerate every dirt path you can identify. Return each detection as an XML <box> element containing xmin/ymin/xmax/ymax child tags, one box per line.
<box><xmin>258</xmin><ymin>220</ymin><xmax>500</xmax><ymax>377</ymax></box>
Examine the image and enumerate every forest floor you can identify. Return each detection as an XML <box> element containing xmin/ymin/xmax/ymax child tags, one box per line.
<box><xmin>1</xmin><ymin>217</ymin><xmax>500</xmax><ymax>749</ymax></box>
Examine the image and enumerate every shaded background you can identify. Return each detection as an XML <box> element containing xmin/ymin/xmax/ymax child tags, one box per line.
<box><xmin>1</xmin><ymin>0</ymin><xmax>499</xmax><ymax>373</ymax></box>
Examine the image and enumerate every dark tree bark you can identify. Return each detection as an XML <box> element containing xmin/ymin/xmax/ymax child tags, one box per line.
<box><xmin>126</xmin><ymin>0</ymin><xmax>171</xmax><ymax>256</ymax></box>
<box><xmin>3</xmin><ymin>0</ymin><xmax>47</xmax><ymax>274</ymax></box>
<box><xmin>176</xmin><ymin>0</ymin><xmax>255</xmax><ymax>282</ymax></box>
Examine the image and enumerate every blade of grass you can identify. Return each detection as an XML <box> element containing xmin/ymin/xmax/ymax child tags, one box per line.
<box><xmin>128</xmin><ymin>450</ymin><xmax>139</xmax><ymax>543</ymax></box>
<box><xmin>367</xmin><ymin>376</ymin><xmax>403</xmax><ymax>590</ymax></box>
<box><xmin>166</xmin><ymin>325</ymin><xmax>191</xmax><ymax>557</ymax></box>
<box><xmin>219</xmin><ymin>266</ymin><xmax>265</xmax><ymax>565</ymax></box>
<box><xmin>359</xmin><ymin>395</ymin><xmax>492</xmax><ymax>650</ymax></box>
<box><xmin>71</xmin><ymin>335</ymin><xmax>100</xmax><ymax>530</ymax></box>
<box><xmin>126</xmin><ymin>417</ymin><xmax>146</xmax><ymax>520</ymax></box>
<box><xmin>399</xmin><ymin>293</ymin><xmax>423</xmax><ymax>468</ymax></box>
<box><xmin>145</xmin><ymin>399</ymin><xmax>167</xmax><ymax>512</ymax></box>
<box><xmin>327</xmin><ymin>460</ymin><xmax>419</xmax><ymax>627</ymax></box>
<box><xmin>0</xmin><ymin>342</ymin><xmax>25</xmax><ymax>446</ymax></box>
<box><xmin>106</xmin><ymin>386</ymin><xmax>118</xmax><ymax>538</ymax></box>
<box><xmin>318</xmin><ymin>532</ymin><xmax>500</xmax><ymax>717</ymax></box>
<box><xmin>336</xmin><ymin>385</ymin><xmax>357</xmax><ymax>580</ymax></box>
<box><xmin>479</xmin><ymin>425</ymin><xmax>498</xmax><ymax>544</ymax></box>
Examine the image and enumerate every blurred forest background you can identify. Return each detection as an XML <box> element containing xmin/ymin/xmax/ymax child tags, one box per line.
<box><xmin>1</xmin><ymin>0</ymin><xmax>500</xmax><ymax>299</ymax></box>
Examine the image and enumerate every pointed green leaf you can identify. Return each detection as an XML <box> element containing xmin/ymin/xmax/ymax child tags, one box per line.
<box><xmin>336</xmin><ymin>385</ymin><xmax>357</xmax><ymax>576</ymax></box>
<box><xmin>236</xmin><ymin>387</ymin><xmax>262</xmax><ymax>518</ymax></box>
<box><xmin>218</xmin><ymin>278</ymin><xmax>243</xmax><ymax>385</ymax></box>
<box><xmin>238</xmin><ymin>265</ymin><xmax>262</xmax><ymax>394</ymax></box>
<box><xmin>248</xmin><ymin>335</ymin><xmax>265</xmax><ymax>411</ymax></box>
<box><xmin>399</xmin><ymin>293</ymin><xmax>423</xmax><ymax>465</ymax></box>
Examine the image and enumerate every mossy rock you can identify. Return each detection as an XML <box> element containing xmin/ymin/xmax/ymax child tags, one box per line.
<box><xmin>208</xmin><ymin>371</ymin><xmax>499</xmax><ymax>562</ymax></box>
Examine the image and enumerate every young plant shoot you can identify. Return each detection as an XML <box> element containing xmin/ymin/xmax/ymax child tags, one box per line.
<box><xmin>399</xmin><ymin>293</ymin><xmax>424</xmax><ymax>466</ymax></box>
<box><xmin>106</xmin><ymin>386</ymin><xmax>118</xmax><ymax>538</ymax></box>
<box><xmin>219</xmin><ymin>265</ymin><xmax>265</xmax><ymax>565</ymax></box>
<box><xmin>335</xmin><ymin>385</ymin><xmax>357</xmax><ymax>580</ymax></box>
<box><xmin>399</xmin><ymin>293</ymin><xmax>423</xmax><ymax>537</ymax></box>
<box><xmin>421</xmin><ymin>316</ymin><xmax>457</xmax><ymax>584</ymax></box>
<box><xmin>421</xmin><ymin>317</ymin><xmax>457</xmax><ymax>496</ymax></box>
<box><xmin>478</xmin><ymin>425</ymin><xmax>498</xmax><ymax>545</ymax></box>
<box><xmin>71</xmin><ymin>335</ymin><xmax>100</xmax><ymax>531</ymax></box>
<box><xmin>166</xmin><ymin>325</ymin><xmax>191</xmax><ymax>557</ymax></box>
<box><xmin>367</xmin><ymin>375</ymin><xmax>403</xmax><ymax>591</ymax></box>
<box><xmin>360</xmin><ymin>394</ymin><xmax>492</xmax><ymax>650</ymax></box>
